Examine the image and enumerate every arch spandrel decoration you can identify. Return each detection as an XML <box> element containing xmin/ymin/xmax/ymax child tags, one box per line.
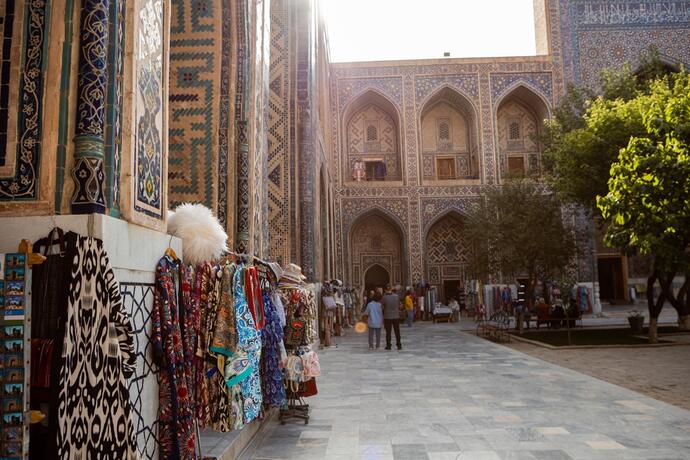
<box><xmin>341</xmin><ymin>90</ymin><xmax>403</xmax><ymax>183</ymax></box>
<box><xmin>418</xmin><ymin>86</ymin><xmax>480</xmax><ymax>182</ymax></box>
<box><xmin>495</xmin><ymin>84</ymin><xmax>550</xmax><ymax>179</ymax></box>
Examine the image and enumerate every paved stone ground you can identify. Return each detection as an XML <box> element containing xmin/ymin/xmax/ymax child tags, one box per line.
<box><xmin>242</xmin><ymin>323</ymin><xmax>690</xmax><ymax>459</ymax></box>
<box><xmin>507</xmin><ymin>338</ymin><xmax>690</xmax><ymax>412</ymax></box>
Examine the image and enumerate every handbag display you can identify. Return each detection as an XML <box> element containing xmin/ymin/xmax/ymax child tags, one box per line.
<box><xmin>301</xmin><ymin>351</ymin><xmax>321</xmax><ymax>378</ymax></box>
<box><xmin>284</xmin><ymin>318</ymin><xmax>306</xmax><ymax>347</ymax></box>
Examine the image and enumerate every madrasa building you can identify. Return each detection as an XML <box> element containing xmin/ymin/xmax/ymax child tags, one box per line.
<box><xmin>0</xmin><ymin>0</ymin><xmax>689</xmax><ymax>311</ymax></box>
<box><xmin>0</xmin><ymin>1</ymin><xmax>688</xmax><ymax>456</ymax></box>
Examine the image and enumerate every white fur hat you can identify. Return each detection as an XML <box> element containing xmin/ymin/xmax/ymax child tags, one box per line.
<box><xmin>167</xmin><ymin>203</ymin><xmax>228</xmax><ymax>265</ymax></box>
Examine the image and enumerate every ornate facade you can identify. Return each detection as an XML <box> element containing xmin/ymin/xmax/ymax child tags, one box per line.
<box><xmin>331</xmin><ymin>0</ymin><xmax>690</xmax><ymax>302</ymax></box>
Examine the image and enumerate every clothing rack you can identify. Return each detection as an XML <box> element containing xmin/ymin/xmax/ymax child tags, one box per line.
<box><xmin>279</xmin><ymin>380</ymin><xmax>310</xmax><ymax>425</ymax></box>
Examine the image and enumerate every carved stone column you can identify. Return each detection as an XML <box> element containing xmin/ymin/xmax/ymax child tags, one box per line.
<box><xmin>71</xmin><ymin>0</ymin><xmax>109</xmax><ymax>214</ymax></box>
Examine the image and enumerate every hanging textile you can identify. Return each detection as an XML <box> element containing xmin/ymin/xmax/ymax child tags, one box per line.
<box><xmin>193</xmin><ymin>262</ymin><xmax>215</xmax><ymax>427</ymax></box>
<box><xmin>233</xmin><ymin>267</ymin><xmax>263</xmax><ymax>424</ymax></box>
<box><xmin>261</xmin><ymin>291</ymin><xmax>286</xmax><ymax>407</ymax></box>
<box><xmin>245</xmin><ymin>266</ymin><xmax>265</xmax><ymax>330</ymax></box>
<box><xmin>56</xmin><ymin>233</ymin><xmax>138</xmax><ymax>459</ymax></box>
<box><xmin>152</xmin><ymin>255</ymin><xmax>197</xmax><ymax>460</ymax></box>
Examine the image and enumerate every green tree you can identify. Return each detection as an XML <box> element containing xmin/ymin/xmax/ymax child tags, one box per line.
<box><xmin>598</xmin><ymin>73</ymin><xmax>690</xmax><ymax>341</ymax></box>
<box><xmin>542</xmin><ymin>47</ymin><xmax>677</xmax><ymax>214</ymax></box>
<box><xmin>465</xmin><ymin>179</ymin><xmax>578</xmax><ymax>309</ymax></box>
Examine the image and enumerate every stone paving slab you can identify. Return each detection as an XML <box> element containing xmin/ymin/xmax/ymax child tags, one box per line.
<box><xmin>241</xmin><ymin>323</ymin><xmax>690</xmax><ymax>459</ymax></box>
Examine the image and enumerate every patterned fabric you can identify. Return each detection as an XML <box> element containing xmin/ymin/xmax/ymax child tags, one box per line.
<box><xmin>233</xmin><ymin>267</ymin><xmax>263</xmax><ymax>424</ymax></box>
<box><xmin>261</xmin><ymin>292</ymin><xmax>286</xmax><ymax>407</ymax></box>
<box><xmin>179</xmin><ymin>264</ymin><xmax>198</xmax><ymax>415</ymax></box>
<box><xmin>193</xmin><ymin>262</ymin><xmax>215</xmax><ymax>427</ymax></box>
<box><xmin>283</xmin><ymin>288</ymin><xmax>318</xmax><ymax>344</ymax></box>
<box><xmin>210</xmin><ymin>264</ymin><xmax>237</xmax><ymax>357</ymax></box>
<box><xmin>152</xmin><ymin>256</ymin><xmax>197</xmax><ymax>460</ymax></box>
<box><xmin>57</xmin><ymin>234</ymin><xmax>137</xmax><ymax>459</ymax></box>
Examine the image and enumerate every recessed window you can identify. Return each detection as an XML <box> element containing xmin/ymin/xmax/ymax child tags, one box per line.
<box><xmin>366</xmin><ymin>124</ymin><xmax>378</xmax><ymax>141</ymax></box>
<box><xmin>509</xmin><ymin>121</ymin><xmax>520</xmax><ymax>140</ymax></box>
<box><xmin>436</xmin><ymin>158</ymin><xmax>456</xmax><ymax>180</ymax></box>
<box><xmin>439</xmin><ymin>120</ymin><xmax>450</xmax><ymax>140</ymax></box>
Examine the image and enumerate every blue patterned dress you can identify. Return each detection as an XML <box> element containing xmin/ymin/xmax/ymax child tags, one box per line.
<box><xmin>233</xmin><ymin>267</ymin><xmax>263</xmax><ymax>423</ymax></box>
<box><xmin>261</xmin><ymin>292</ymin><xmax>286</xmax><ymax>407</ymax></box>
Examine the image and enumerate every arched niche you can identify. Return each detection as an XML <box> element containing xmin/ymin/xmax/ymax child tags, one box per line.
<box><xmin>495</xmin><ymin>85</ymin><xmax>550</xmax><ymax>178</ymax></box>
<box><xmin>424</xmin><ymin>211</ymin><xmax>468</xmax><ymax>302</ymax></box>
<box><xmin>349</xmin><ymin>211</ymin><xmax>405</xmax><ymax>289</ymax></box>
<box><xmin>342</xmin><ymin>90</ymin><xmax>402</xmax><ymax>182</ymax></box>
<box><xmin>364</xmin><ymin>264</ymin><xmax>391</xmax><ymax>293</ymax></box>
<box><xmin>419</xmin><ymin>87</ymin><xmax>480</xmax><ymax>182</ymax></box>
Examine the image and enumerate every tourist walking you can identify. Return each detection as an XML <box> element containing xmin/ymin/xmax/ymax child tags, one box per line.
<box><xmin>404</xmin><ymin>290</ymin><xmax>414</xmax><ymax>327</ymax></box>
<box><xmin>381</xmin><ymin>285</ymin><xmax>402</xmax><ymax>350</ymax></box>
<box><xmin>362</xmin><ymin>293</ymin><xmax>383</xmax><ymax>349</ymax></box>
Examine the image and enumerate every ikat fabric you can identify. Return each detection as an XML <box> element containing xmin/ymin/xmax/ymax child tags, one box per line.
<box><xmin>261</xmin><ymin>292</ymin><xmax>286</xmax><ymax>407</ymax></box>
<box><xmin>57</xmin><ymin>234</ymin><xmax>138</xmax><ymax>459</ymax></box>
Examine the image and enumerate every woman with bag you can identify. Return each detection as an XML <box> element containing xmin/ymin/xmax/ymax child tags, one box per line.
<box><xmin>362</xmin><ymin>293</ymin><xmax>383</xmax><ymax>350</ymax></box>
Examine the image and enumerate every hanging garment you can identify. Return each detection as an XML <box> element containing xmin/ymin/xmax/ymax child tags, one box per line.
<box><xmin>233</xmin><ymin>267</ymin><xmax>263</xmax><ymax>423</ymax></box>
<box><xmin>261</xmin><ymin>292</ymin><xmax>286</xmax><ymax>407</ymax></box>
<box><xmin>193</xmin><ymin>262</ymin><xmax>215</xmax><ymax>427</ymax></box>
<box><xmin>57</xmin><ymin>233</ymin><xmax>137</xmax><ymax>459</ymax></box>
<box><xmin>245</xmin><ymin>266</ymin><xmax>266</xmax><ymax>330</ymax></box>
<box><xmin>152</xmin><ymin>255</ymin><xmax>197</xmax><ymax>460</ymax></box>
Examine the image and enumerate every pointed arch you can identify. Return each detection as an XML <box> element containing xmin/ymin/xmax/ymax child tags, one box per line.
<box><xmin>348</xmin><ymin>209</ymin><xmax>407</xmax><ymax>289</ymax></box>
<box><xmin>341</xmin><ymin>89</ymin><xmax>403</xmax><ymax>183</ymax></box>
<box><xmin>495</xmin><ymin>84</ymin><xmax>551</xmax><ymax>179</ymax></box>
<box><xmin>418</xmin><ymin>86</ymin><xmax>480</xmax><ymax>182</ymax></box>
<box><xmin>424</xmin><ymin>210</ymin><xmax>468</xmax><ymax>300</ymax></box>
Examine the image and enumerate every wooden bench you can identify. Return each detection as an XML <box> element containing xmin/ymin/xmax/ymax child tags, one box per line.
<box><xmin>476</xmin><ymin>310</ymin><xmax>512</xmax><ymax>342</ymax></box>
<box><xmin>531</xmin><ymin>306</ymin><xmax>583</xmax><ymax>329</ymax></box>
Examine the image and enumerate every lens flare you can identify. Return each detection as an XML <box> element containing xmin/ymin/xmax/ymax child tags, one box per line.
<box><xmin>354</xmin><ymin>321</ymin><xmax>367</xmax><ymax>333</ymax></box>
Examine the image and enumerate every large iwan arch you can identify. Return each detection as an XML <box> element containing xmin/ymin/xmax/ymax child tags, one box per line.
<box><xmin>419</xmin><ymin>86</ymin><xmax>480</xmax><ymax>182</ymax></box>
<box><xmin>348</xmin><ymin>210</ymin><xmax>406</xmax><ymax>289</ymax></box>
<box><xmin>495</xmin><ymin>85</ymin><xmax>550</xmax><ymax>179</ymax></box>
<box><xmin>342</xmin><ymin>90</ymin><xmax>403</xmax><ymax>183</ymax></box>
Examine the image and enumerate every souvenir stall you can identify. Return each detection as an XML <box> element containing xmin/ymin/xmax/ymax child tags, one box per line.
<box><xmin>155</xmin><ymin>204</ymin><xmax>321</xmax><ymax>457</ymax></box>
<box><xmin>0</xmin><ymin>229</ymin><xmax>141</xmax><ymax>460</ymax></box>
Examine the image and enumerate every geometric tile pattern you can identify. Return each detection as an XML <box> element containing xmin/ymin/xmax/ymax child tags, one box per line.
<box><xmin>134</xmin><ymin>0</ymin><xmax>164</xmax><ymax>219</ymax></box>
<box><xmin>490</xmin><ymin>72</ymin><xmax>553</xmax><ymax>105</ymax></box>
<box><xmin>168</xmin><ymin>0</ymin><xmax>220</xmax><ymax>210</ymax></box>
<box><xmin>0</xmin><ymin>0</ymin><xmax>17</xmax><ymax>169</ymax></box>
<box><xmin>0</xmin><ymin>0</ymin><xmax>48</xmax><ymax>200</ymax></box>
<box><xmin>426</xmin><ymin>213</ymin><xmax>468</xmax><ymax>284</ymax></box>
<box><xmin>559</xmin><ymin>0</ymin><xmax>690</xmax><ymax>86</ymax></box>
<box><xmin>217</xmin><ymin>0</ymin><xmax>232</xmax><ymax>230</ymax></box>
<box><xmin>267</xmin><ymin>0</ymin><xmax>292</xmax><ymax>265</ymax></box>
<box><xmin>120</xmin><ymin>283</ymin><xmax>159</xmax><ymax>460</ymax></box>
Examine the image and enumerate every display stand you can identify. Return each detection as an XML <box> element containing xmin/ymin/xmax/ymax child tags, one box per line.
<box><xmin>279</xmin><ymin>381</ymin><xmax>309</xmax><ymax>425</ymax></box>
<box><xmin>0</xmin><ymin>241</ymin><xmax>44</xmax><ymax>460</ymax></box>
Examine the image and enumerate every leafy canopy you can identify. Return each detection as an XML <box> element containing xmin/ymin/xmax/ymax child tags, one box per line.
<box><xmin>597</xmin><ymin>73</ymin><xmax>690</xmax><ymax>274</ymax></box>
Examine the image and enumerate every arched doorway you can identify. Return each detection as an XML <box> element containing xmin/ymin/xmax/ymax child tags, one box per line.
<box><xmin>349</xmin><ymin>211</ymin><xmax>405</xmax><ymax>290</ymax></box>
<box><xmin>364</xmin><ymin>264</ymin><xmax>390</xmax><ymax>293</ymax></box>
<box><xmin>425</xmin><ymin>212</ymin><xmax>468</xmax><ymax>303</ymax></box>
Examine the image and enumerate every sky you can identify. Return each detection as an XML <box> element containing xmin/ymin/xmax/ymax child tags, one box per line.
<box><xmin>321</xmin><ymin>0</ymin><xmax>538</xmax><ymax>62</ymax></box>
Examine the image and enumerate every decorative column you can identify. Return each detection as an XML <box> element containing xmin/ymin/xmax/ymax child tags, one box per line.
<box><xmin>236</xmin><ymin>120</ymin><xmax>250</xmax><ymax>253</ymax></box>
<box><xmin>71</xmin><ymin>0</ymin><xmax>109</xmax><ymax>214</ymax></box>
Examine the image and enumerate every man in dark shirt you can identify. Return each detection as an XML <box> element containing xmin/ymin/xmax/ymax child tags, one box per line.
<box><xmin>381</xmin><ymin>285</ymin><xmax>402</xmax><ymax>350</ymax></box>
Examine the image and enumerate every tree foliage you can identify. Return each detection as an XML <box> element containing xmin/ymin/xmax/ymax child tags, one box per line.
<box><xmin>597</xmin><ymin>73</ymin><xmax>690</xmax><ymax>332</ymax></box>
<box><xmin>465</xmin><ymin>179</ymin><xmax>578</xmax><ymax>307</ymax></box>
<box><xmin>542</xmin><ymin>47</ymin><xmax>677</xmax><ymax>214</ymax></box>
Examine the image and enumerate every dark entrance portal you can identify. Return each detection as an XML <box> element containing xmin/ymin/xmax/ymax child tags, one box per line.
<box><xmin>598</xmin><ymin>256</ymin><xmax>625</xmax><ymax>302</ymax></box>
<box><xmin>442</xmin><ymin>279</ymin><xmax>461</xmax><ymax>304</ymax></box>
<box><xmin>364</xmin><ymin>264</ymin><xmax>390</xmax><ymax>293</ymax></box>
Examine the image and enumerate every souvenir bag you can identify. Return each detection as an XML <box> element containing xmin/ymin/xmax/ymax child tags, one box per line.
<box><xmin>285</xmin><ymin>355</ymin><xmax>305</xmax><ymax>382</ymax></box>
<box><xmin>301</xmin><ymin>351</ymin><xmax>321</xmax><ymax>378</ymax></box>
<box><xmin>300</xmin><ymin>378</ymin><xmax>318</xmax><ymax>397</ymax></box>
<box><xmin>284</xmin><ymin>318</ymin><xmax>306</xmax><ymax>347</ymax></box>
